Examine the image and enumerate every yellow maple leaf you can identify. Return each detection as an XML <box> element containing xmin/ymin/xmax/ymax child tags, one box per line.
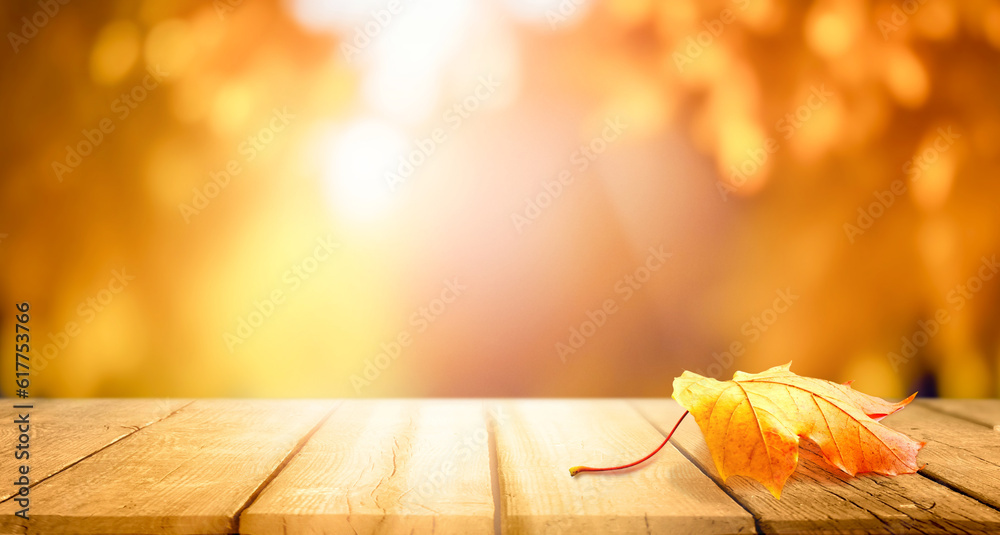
<box><xmin>672</xmin><ymin>362</ymin><xmax>924</xmax><ymax>498</ymax></box>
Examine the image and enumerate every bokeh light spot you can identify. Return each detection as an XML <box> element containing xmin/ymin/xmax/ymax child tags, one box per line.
<box><xmin>144</xmin><ymin>18</ymin><xmax>196</xmax><ymax>77</ymax></box>
<box><xmin>884</xmin><ymin>47</ymin><xmax>929</xmax><ymax>108</ymax></box>
<box><xmin>805</xmin><ymin>6</ymin><xmax>857</xmax><ymax>59</ymax></box>
<box><xmin>90</xmin><ymin>20</ymin><xmax>141</xmax><ymax>86</ymax></box>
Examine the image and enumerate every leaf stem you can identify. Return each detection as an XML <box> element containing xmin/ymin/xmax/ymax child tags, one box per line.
<box><xmin>569</xmin><ymin>410</ymin><xmax>689</xmax><ymax>476</ymax></box>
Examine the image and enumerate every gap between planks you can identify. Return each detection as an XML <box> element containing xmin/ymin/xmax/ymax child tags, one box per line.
<box><xmin>913</xmin><ymin>399</ymin><xmax>1000</xmax><ymax>432</ymax></box>
<box><xmin>895</xmin><ymin>401</ymin><xmax>1000</xmax><ymax>517</ymax></box>
<box><xmin>914</xmin><ymin>470</ymin><xmax>1000</xmax><ymax>516</ymax></box>
<box><xmin>493</xmin><ymin>400</ymin><xmax>754</xmax><ymax>534</ymax></box>
<box><xmin>0</xmin><ymin>400</ymin><xmax>334</xmax><ymax>534</ymax></box>
<box><xmin>628</xmin><ymin>399</ymin><xmax>764</xmax><ymax>535</ymax></box>
<box><xmin>233</xmin><ymin>401</ymin><xmax>341</xmax><ymax>533</ymax></box>
<box><xmin>485</xmin><ymin>401</ymin><xmax>503</xmax><ymax>535</ymax></box>
<box><xmin>0</xmin><ymin>399</ymin><xmax>195</xmax><ymax>506</ymax></box>
<box><xmin>236</xmin><ymin>400</ymin><xmax>498</xmax><ymax>533</ymax></box>
<box><xmin>237</xmin><ymin>400</ymin><xmax>496</xmax><ymax>534</ymax></box>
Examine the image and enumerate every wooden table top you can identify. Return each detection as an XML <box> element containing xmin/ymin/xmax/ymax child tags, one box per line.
<box><xmin>0</xmin><ymin>398</ymin><xmax>997</xmax><ymax>534</ymax></box>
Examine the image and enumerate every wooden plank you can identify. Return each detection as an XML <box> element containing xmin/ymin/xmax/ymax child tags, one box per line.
<box><xmin>0</xmin><ymin>399</ymin><xmax>189</xmax><ymax>501</ymax></box>
<box><xmin>917</xmin><ymin>399</ymin><xmax>1000</xmax><ymax>430</ymax></box>
<box><xmin>0</xmin><ymin>399</ymin><xmax>334</xmax><ymax>534</ymax></box>
<box><xmin>635</xmin><ymin>399</ymin><xmax>1000</xmax><ymax>534</ymax></box>
<box><xmin>494</xmin><ymin>399</ymin><xmax>755</xmax><ymax>534</ymax></box>
<box><xmin>882</xmin><ymin>403</ymin><xmax>1000</xmax><ymax>510</ymax></box>
<box><xmin>240</xmin><ymin>399</ymin><xmax>494</xmax><ymax>535</ymax></box>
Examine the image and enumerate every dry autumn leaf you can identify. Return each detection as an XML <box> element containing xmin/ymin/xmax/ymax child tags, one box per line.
<box><xmin>570</xmin><ymin>363</ymin><xmax>924</xmax><ymax>500</ymax></box>
<box><xmin>672</xmin><ymin>363</ymin><xmax>924</xmax><ymax>498</ymax></box>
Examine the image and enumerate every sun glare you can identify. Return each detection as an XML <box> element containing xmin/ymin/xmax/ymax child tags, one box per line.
<box><xmin>322</xmin><ymin>119</ymin><xmax>407</xmax><ymax>223</ymax></box>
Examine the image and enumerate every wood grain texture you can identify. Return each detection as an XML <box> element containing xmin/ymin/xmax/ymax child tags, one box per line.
<box><xmin>635</xmin><ymin>399</ymin><xmax>1000</xmax><ymax>534</ymax></box>
<box><xmin>882</xmin><ymin>403</ymin><xmax>1000</xmax><ymax>510</ymax></box>
<box><xmin>0</xmin><ymin>399</ymin><xmax>334</xmax><ymax>534</ymax></box>
<box><xmin>917</xmin><ymin>399</ymin><xmax>1000</xmax><ymax>430</ymax></box>
<box><xmin>240</xmin><ymin>399</ymin><xmax>494</xmax><ymax>535</ymax></box>
<box><xmin>493</xmin><ymin>400</ymin><xmax>755</xmax><ymax>535</ymax></box>
<box><xmin>0</xmin><ymin>399</ymin><xmax>189</xmax><ymax>502</ymax></box>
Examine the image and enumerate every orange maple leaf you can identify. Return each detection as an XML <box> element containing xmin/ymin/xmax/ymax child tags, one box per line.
<box><xmin>672</xmin><ymin>362</ymin><xmax>925</xmax><ymax>498</ymax></box>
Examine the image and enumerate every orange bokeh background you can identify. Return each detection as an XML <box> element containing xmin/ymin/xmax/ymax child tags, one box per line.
<box><xmin>2</xmin><ymin>0</ymin><xmax>999</xmax><ymax>398</ymax></box>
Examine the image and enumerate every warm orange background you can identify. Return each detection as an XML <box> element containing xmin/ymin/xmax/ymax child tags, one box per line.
<box><xmin>2</xmin><ymin>0</ymin><xmax>999</xmax><ymax>398</ymax></box>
